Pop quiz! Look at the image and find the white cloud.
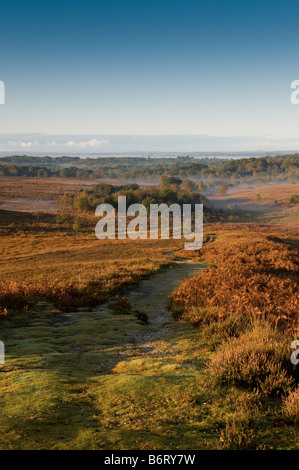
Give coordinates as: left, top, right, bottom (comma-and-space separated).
6, 140, 38, 148
42, 139, 110, 149
65, 139, 109, 148
21, 141, 33, 148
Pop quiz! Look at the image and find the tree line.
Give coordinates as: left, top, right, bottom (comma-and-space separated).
0, 154, 298, 183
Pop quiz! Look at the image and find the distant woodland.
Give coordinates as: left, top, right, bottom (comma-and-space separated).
0, 154, 298, 186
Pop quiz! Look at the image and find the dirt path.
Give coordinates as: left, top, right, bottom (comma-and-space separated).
114, 258, 206, 358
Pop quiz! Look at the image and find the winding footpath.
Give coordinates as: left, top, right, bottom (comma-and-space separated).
0, 254, 207, 449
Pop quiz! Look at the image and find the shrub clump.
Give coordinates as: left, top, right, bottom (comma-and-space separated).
282, 387, 299, 424
108, 295, 131, 314
135, 310, 149, 324
209, 322, 294, 396
0, 280, 106, 315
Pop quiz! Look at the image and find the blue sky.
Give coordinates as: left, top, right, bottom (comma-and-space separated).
1, 0, 299, 152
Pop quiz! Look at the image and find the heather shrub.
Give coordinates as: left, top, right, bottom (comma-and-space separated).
0, 281, 30, 312
282, 387, 299, 424
180, 306, 219, 327
170, 236, 299, 331
201, 310, 254, 349
210, 322, 294, 396
0, 280, 105, 315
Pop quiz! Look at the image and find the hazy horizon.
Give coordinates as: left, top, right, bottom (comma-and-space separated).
1, 134, 299, 156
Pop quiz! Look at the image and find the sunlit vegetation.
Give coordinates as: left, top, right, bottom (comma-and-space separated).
171, 232, 299, 332
169, 230, 299, 448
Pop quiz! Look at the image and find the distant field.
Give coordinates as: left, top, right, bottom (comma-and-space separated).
210, 183, 299, 204
0, 177, 106, 202
0, 177, 155, 205
0, 198, 59, 212
209, 183, 299, 231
